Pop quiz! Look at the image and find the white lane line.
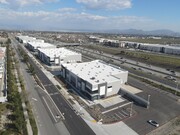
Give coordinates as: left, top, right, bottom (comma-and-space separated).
42, 97, 57, 122
32, 97, 38, 101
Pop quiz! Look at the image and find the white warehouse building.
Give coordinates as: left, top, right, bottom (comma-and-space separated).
16, 36, 44, 44
61, 60, 128, 101
164, 46, 180, 55
38, 48, 82, 66
0, 47, 7, 103
139, 43, 164, 52
27, 42, 55, 52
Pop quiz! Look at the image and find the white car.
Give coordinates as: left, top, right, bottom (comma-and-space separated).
148, 120, 159, 127
56, 115, 60, 118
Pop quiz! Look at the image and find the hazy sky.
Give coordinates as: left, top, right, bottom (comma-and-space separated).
0, 0, 180, 32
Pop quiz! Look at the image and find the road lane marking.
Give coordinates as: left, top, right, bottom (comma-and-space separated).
42, 97, 57, 122
32, 97, 38, 101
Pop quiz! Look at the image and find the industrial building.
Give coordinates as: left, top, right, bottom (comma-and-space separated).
0, 47, 7, 102
164, 46, 180, 55
138, 43, 164, 52
103, 39, 120, 47
61, 60, 128, 101
120, 41, 180, 55
16, 35, 44, 44
27, 42, 55, 52
38, 48, 82, 66
120, 41, 140, 48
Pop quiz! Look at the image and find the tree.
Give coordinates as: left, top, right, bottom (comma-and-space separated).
29, 64, 35, 75
6, 38, 11, 44
23, 54, 29, 63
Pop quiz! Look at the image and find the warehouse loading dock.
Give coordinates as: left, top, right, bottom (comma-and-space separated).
119, 85, 150, 108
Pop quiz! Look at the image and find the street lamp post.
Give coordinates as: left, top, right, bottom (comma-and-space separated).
129, 102, 133, 117
175, 81, 179, 95
147, 94, 151, 109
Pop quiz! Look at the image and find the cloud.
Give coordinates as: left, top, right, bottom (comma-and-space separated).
58, 8, 77, 12
76, 0, 132, 10
0, 8, 158, 31
0, 0, 8, 4
0, 0, 58, 8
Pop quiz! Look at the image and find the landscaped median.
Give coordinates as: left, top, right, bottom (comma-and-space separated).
16, 44, 38, 135
0, 44, 28, 135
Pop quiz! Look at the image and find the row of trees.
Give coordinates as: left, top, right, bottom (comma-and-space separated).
4, 44, 28, 135
18, 47, 35, 75
17, 45, 38, 135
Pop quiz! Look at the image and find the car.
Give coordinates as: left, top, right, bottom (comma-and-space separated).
164, 76, 176, 81
170, 70, 175, 73
148, 120, 159, 127
56, 115, 60, 118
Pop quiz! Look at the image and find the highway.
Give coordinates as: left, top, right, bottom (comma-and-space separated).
69, 46, 179, 91
11, 36, 95, 135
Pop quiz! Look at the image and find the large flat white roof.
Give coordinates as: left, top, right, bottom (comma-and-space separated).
63, 60, 128, 86
17, 36, 36, 41
38, 47, 81, 58
17, 36, 44, 43
28, 42, 55, 49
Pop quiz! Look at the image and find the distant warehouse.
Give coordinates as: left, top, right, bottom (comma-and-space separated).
164, 46, 180, 55
120, 41, 180, 55
27, 42, 55, 52
38, 48, 82, 66
16, 36, 44, 44
61, 60, 128, 100
0, 47, 7, 103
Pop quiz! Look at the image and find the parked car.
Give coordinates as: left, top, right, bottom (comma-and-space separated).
170, 70, 175, 73
164, 76, 176, 81
148, 120, 159, 127
56, 115, 60, 118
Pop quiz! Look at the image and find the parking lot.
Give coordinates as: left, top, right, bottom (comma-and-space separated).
124, 77, 180, 135
101, 107, 134, 123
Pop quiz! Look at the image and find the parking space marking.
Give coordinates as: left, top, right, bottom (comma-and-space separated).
114, 113, 122, 119
121, 110, 129, 116
118, 111, 126, 117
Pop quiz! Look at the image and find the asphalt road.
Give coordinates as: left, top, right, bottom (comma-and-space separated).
10, 37, 66, 135
16, 41, 95, 135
